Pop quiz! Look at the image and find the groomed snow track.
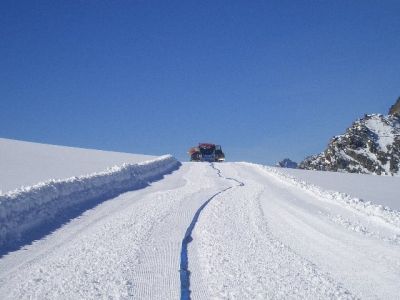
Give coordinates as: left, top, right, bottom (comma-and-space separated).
0, 162, 399, 299
180, 163, 244, 300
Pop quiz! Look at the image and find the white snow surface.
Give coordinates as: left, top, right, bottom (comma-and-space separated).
0, 138, 156, 193
280, 167, 400, 211
364, 115, 396, 150
0, 154, 180, 250
1, 162, 399, 299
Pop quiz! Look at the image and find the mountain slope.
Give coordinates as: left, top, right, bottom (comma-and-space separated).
300, 114, 400, 175
389, 97, 400, 115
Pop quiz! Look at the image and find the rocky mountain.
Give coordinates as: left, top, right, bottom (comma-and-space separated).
276, 158, 298, 169
299, 102, 400, 175
389, 97, 400, 116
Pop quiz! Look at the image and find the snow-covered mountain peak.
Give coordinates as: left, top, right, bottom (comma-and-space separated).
300, 113, 400, 175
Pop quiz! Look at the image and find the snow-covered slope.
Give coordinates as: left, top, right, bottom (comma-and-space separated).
0, 155, 180, 250
280, 167, 400, 210
0, 138, 156, 193
300, 114, 400, 175
0, 162, 399, 299
0, 138, 180, 252
0, 139, 399, 299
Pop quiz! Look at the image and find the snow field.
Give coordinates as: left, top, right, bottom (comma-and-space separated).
195, 164, 354, 299
234, 163, 400, 298
131, 163, 230, 299
280, 167, 400, 211
0, 162, 399, 299
364, 115, 396, 150
261, 164, 400, 233
0, 138, 156, 193
0, 163, 189, 299
0, 163, 227, 299
0, 155, 180, 251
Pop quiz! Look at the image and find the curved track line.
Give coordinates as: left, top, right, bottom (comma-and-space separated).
179, 163, 244, 300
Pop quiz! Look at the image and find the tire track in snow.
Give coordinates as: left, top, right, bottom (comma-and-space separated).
179, 163, 244, 300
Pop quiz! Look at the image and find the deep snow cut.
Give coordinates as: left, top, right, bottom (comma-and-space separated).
0, 154, 180, 253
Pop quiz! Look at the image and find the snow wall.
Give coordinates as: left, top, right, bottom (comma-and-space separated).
0, 155, 181, 249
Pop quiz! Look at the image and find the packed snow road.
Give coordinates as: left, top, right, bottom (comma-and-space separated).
0, 162, 399, 299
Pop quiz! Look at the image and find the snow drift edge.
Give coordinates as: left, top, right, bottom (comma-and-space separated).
0, 155, 181, 250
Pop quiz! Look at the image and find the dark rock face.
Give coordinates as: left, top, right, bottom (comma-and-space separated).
277, 158, 298, 169
389, 97, 400, 116
299, 114, 400, 175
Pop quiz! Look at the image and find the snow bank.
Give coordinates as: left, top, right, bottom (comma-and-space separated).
0, 155, 181, 249
0, 138, 157, 192
259, 165, 400, 230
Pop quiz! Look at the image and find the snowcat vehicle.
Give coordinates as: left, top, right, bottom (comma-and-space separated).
188, 146, 201, 161
188, 143, 225, 162
214, 145, 225, 162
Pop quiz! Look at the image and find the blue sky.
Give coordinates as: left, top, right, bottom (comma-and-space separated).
1, 1, 399, 164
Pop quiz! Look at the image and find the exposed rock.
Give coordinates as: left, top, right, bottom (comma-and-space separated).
389, 97, 400, 116
277, 158, 298, 169
299, 114, 400, 175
